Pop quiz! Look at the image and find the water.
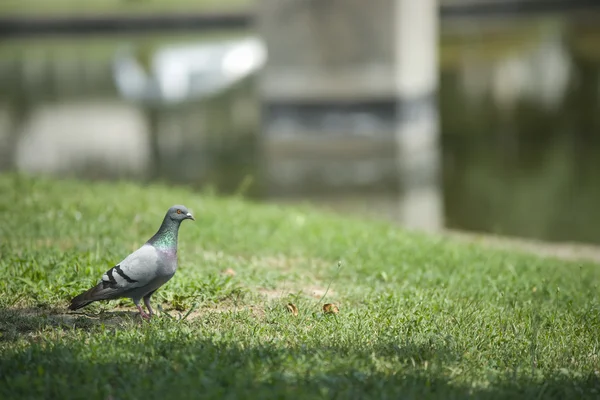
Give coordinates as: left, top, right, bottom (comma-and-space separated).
441, 15, 600, 243
0, 12, 599, 244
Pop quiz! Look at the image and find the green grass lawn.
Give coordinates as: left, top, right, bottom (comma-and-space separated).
0, 173, 599, 399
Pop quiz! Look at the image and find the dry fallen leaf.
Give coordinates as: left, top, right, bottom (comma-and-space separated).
222, 268, 236, 277
286, 303, 298, 316
323, 303, 339, 314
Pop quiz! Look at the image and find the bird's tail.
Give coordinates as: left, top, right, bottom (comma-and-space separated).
68, 286, 101, 311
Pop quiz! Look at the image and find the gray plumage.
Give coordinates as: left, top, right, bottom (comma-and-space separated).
68, 205, 195, 319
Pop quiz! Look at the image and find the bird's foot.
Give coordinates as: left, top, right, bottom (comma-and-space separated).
136, 305, 151, 320
145, 306, 154, 318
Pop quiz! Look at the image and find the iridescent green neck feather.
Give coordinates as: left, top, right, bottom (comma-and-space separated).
147, 217, 180, 251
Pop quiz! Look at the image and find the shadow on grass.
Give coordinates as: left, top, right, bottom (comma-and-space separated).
1, 307, 599, 399
0, 307, 141, 342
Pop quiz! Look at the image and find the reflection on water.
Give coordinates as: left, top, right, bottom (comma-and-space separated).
441, 16, 600, 243
0, 13, 600, 243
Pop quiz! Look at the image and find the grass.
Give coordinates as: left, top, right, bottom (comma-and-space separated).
0, 173, 599, 399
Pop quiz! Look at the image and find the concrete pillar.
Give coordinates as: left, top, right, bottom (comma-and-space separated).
257, 0, 442, 231
394, 0, 443, 231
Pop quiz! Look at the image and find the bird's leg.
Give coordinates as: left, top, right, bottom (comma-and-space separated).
143, 290, 156, 317
136, 304, 151, 320
143, 297, 154, 317
134, 299, 151, 320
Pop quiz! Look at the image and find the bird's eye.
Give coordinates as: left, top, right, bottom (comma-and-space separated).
176, 209, 182, 214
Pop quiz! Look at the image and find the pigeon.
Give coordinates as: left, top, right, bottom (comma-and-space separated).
68, 205, 195, 319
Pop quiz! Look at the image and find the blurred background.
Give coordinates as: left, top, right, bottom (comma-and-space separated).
1, 0, 599, 244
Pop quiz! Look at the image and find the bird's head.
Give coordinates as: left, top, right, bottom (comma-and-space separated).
168, 205, 195, 222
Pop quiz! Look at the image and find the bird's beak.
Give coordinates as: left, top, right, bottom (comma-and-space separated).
186, 213, 195, 221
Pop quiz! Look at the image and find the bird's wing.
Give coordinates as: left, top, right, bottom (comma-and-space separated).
69, 244, 165, 309
97, 244, 160, 294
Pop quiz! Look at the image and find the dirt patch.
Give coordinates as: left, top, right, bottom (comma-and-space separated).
176, 303, 266, 321
221, 268, 237, 277
202, 249, 338, 303
250, 254, 330, 271
257, 285, 335, 301
199, 249, 331, 272
307, 286, 335, 299
34, 238, 77, 250
257, 288, 286, 300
